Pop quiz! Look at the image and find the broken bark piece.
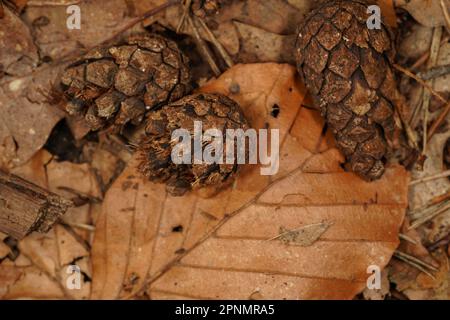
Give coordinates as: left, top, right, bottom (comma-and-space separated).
0, 170, 72, 239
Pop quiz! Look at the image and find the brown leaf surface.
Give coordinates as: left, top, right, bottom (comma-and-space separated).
0, 150, 100, 299
158, 0, 309, 63
0, 6, 65, 167
22, 0, 142, 61
91, 63, 410, 300
0, 6, 38, 77
1, 0, 157, 168
234, 22, 296, 64
397, 0, 450, 28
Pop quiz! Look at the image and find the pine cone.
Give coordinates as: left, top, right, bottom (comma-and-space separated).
60, 33, 192, 131
137, 93, 249, 196
295, 0, 397, 180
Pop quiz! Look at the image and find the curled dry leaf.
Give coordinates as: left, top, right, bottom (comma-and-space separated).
92, 63, 409, 300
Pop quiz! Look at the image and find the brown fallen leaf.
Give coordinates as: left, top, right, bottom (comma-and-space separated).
391, 245, 449, 300
396, 0, 450, 28
0, 264, 65, 299
158, 0, 308, 63
91, 63, 410, 300
0, 6, 65, 167
0, 150, 100, 299
22, 0, 143, 61
389, 217, 439, 296
0, 6, 38, 77
398, 24, 434, 60
234, 22, 296, 64
409, 123, 450, 244
0, 60, 66, 167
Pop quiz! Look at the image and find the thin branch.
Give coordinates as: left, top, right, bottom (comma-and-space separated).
417, 64, 450, 80
396, 99, 419, 149
399, 233, 418, 245
410, 169, 450, 185
176, 0, 192, 33
187, 14, 221, 76
394, 64, 447, 104
408, 198, 450, 221
394, 250, 439, 272
440, 0, 450, 33
409, 201, 450, 229
105, 0, 180, 44
393, 251, 436, 278
427, 100, 450, 142
196, 16, 234, 68
60, 218, 96, 232
422, 27, 443, 153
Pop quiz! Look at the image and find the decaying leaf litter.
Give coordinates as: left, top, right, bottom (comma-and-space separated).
0, 0, 449, 300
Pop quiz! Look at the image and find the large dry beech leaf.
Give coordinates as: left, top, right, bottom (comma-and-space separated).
91, 63, 410, 300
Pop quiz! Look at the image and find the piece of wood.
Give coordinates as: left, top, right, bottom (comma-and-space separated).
0, 170, 72, 239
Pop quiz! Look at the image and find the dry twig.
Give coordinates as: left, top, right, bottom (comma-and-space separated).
195, 16, 234, 68
60, 219, 96, 232
418, 64, 450, 80
409, 201, 450, 229
399, 233, 418, 245
176, 0, 192, 32
427, 100, 450, 142
394, 64, 447, 105
440, 0, 450, 33
187, 14, 221, 76
410, 169, 450, 186
422, 27, 443, 152
394, 250, 438, 278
